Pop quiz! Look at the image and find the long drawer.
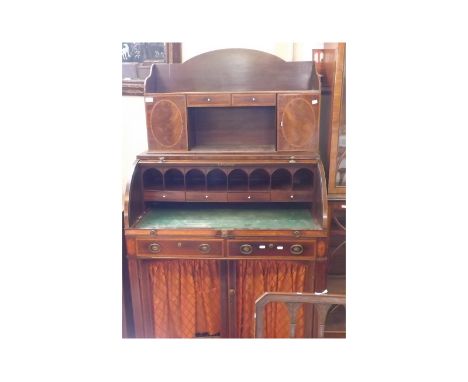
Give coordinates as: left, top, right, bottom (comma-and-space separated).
227, 239, 316, 258
136, 238, 224, 257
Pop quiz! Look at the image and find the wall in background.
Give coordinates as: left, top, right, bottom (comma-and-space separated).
122, 96, 147, 205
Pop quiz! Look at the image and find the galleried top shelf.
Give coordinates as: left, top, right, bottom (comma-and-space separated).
144, 49, 321, 93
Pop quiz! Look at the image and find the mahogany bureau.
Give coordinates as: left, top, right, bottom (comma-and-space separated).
124, 48, 330, 338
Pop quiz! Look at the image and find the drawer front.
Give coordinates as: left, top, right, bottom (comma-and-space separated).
228, 239, 316, 257
231, 93, 276, 106
143, 190, 186, 202
187, 93, 231, 107
227, 192, 271, 202
186, 192, 228, 202
136, 239, 224, 257
270, 190, 314, 202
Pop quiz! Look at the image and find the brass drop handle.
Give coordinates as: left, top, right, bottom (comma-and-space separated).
240, 244, 253, 255
199, 243, 211, 253
290, 244, 304, 255
149, 243, 161, 253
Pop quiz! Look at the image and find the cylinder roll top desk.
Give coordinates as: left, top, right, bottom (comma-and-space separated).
124, 48, 330, 338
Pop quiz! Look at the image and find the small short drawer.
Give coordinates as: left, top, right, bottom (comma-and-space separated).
270, 190, 314, 202
143, 190, 186, 202
187, 93, 231, 107
231, 93, 276, 106
186, 192, 228, 202
227, 239, 316, 257
136, 239, 224, 257
227, 192, 271, 202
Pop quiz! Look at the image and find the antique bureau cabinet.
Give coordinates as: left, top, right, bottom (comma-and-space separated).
124, 49, 329, 338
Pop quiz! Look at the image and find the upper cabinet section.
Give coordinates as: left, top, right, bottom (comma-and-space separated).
143, 49, 324, 155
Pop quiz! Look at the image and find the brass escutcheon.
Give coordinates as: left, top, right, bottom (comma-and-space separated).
149, 243, 161, 253
199, 243, 211, 253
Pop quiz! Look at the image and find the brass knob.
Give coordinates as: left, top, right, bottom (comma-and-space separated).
207, 98, 211, 102
205, 195, 209, 199
290, 195, 294, 199
240, 244, 253, 255
290, 244, 304, 255
149, 243, 161, 253
252, 97, 256, 102
199, 243, 211, 253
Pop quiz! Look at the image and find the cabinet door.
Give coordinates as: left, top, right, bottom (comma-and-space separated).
138, 259, 224, 338
328, 201, 346, 275
277, 93, 319, 152
145, 94, 188, 151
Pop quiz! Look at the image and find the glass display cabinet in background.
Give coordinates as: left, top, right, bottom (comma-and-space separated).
319, 42, 346, 337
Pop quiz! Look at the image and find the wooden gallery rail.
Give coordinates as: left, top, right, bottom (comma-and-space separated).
254, 292, 346, 338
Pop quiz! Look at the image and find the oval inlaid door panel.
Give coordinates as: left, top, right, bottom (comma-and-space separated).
146, 95, 187, 151
277, 94, 319, 152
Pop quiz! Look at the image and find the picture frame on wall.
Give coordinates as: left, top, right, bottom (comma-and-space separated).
122, 42, 181, 96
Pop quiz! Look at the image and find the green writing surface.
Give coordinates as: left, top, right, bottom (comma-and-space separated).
135, 203, 319, 230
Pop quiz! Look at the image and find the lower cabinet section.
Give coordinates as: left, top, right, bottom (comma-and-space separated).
131, 257, 319, 338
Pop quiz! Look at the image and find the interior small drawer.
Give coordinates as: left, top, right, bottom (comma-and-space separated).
143, 190, 186, 202
227, 192, 270, 202
227, 239, 316, 257
270, 190, 314, 202
231, 93, 276, 106
186, 192, 228, 202
187, 93, 231, 107
136, 238, 224, 257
